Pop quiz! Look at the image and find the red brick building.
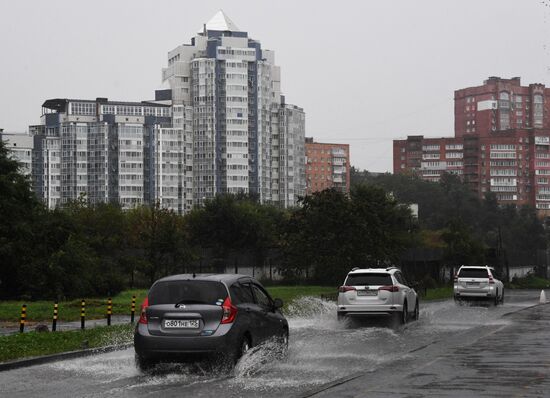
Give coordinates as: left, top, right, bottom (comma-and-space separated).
305, 138, 350, 195
394, 77, 550, 212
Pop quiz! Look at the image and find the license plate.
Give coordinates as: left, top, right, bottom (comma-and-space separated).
163, 319, 199, 329
357, 290, 377, 296
466, 282, 479, 286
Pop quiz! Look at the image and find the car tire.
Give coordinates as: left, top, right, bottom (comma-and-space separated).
399, 301, 408, 324
412, 300, 419, 321
279, 329, 289, 359
135, 353, 157, 372
234, 335, 251, 363
500, 289, 505, 304
337, 312, 345, 322
494, 291, 499, 306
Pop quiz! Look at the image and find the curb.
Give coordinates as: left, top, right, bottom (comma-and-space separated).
0, 342, 133, 372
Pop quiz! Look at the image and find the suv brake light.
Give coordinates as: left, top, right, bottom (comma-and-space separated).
488, 276, 495, 284
138, 297, 149, 324
221, 297, 238, 324
338, 286, 357, 293
378, 285, 399, 293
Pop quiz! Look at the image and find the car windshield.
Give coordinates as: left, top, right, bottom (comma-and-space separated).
345, 273, 392, 286
458, 268, 489, 278
149, 280, 228, 305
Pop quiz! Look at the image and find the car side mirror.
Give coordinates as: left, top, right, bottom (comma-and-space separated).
273, 298, 283, 310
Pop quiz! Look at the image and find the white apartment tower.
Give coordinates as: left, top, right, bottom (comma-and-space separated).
29, 11, 304, 212
161, 11, 304, 207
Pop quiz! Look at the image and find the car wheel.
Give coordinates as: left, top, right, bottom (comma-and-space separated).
135, 353, 157, 372
500, 289, 505, 304
399, 301, 408, 324
413, 300, 419, 321
279, 329, 289, 359
494, 291, 499, 306
337, 312, 345, 322
235, 335, 251, 363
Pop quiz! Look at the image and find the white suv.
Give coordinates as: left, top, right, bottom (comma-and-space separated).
454, 265, 504, 305
337, 267, 419, 324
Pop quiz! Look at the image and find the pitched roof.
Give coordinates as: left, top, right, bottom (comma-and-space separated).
199, 10, 240, 33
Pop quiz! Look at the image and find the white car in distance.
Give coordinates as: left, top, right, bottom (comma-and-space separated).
454, 265, 504, 305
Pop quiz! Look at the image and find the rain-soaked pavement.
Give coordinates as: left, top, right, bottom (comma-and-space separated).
0, 290, 547, 397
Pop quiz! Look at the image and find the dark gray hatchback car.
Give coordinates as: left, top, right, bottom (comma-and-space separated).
134, 274, 289, 370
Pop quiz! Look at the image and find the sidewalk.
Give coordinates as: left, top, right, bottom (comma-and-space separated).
0, 315, 133, 336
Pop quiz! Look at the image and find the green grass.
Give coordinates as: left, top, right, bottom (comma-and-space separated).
0, 324, 134, 363
0, 287, 335, 323
507, 275, 550, 289
0, 289, 148, 323
421, 286, 453, 301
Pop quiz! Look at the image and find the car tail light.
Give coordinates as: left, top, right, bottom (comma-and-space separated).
489, 276, 495, 284
138, 297, 149, 324
338, 286, 357, 293
378, 285, 399, 293
221, 297, 238, 324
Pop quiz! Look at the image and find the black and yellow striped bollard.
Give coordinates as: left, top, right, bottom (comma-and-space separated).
80, 299, 86, 330
130, 295, 136, 324
52, 301, 59, 332
19, 304, 27, 333
107, 298, 112, 326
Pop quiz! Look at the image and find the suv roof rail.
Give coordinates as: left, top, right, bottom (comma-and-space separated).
351, 267, 360, 271
385, 266, 399, 271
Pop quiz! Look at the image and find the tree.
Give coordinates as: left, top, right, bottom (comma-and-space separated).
282, 186, 413, 284
0, 140, 44, 298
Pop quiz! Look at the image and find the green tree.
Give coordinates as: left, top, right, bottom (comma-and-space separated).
0, 140, 44, 298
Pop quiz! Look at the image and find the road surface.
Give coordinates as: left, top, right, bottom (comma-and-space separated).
0, 290, 547, 397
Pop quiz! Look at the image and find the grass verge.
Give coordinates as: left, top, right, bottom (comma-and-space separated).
506, 275, 550, 289
0, 290, 148, 323
0, 324, 134, 363
0, 286, 334, 323
421, 286, 453, 301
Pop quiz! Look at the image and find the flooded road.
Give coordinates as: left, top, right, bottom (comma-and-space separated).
0, 290, 543, 397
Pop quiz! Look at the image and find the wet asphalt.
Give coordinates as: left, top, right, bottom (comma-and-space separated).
0, 290, 547, 397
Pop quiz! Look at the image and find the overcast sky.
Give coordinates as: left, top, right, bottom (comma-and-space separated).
1, 0, 549, 171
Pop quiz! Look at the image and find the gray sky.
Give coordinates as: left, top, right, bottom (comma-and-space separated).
1, 0, 549, 172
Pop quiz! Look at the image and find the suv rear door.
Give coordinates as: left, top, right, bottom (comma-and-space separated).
146, 280, 227, 336
344, 273, 395, 306
457, 267, 490, 292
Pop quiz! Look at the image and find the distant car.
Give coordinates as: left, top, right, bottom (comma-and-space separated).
134, 274, 289, 371
337, 267, 419, 324
454, 265, 504, 305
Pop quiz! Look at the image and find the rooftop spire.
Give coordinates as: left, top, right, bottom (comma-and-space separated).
199, 10, 240, 33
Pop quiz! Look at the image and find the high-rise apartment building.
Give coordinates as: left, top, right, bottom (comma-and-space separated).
0, 131, 33, 177
27, 11, 305, 212
31, 98, 183, 211
161, 11, 305, 207
305, 138, 350, 195
394, 77, 550, 212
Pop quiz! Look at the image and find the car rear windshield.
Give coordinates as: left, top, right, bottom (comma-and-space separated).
149, 281, 228, 305
345, 273, 392, 286
458, 268, 489, 278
